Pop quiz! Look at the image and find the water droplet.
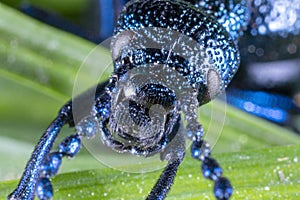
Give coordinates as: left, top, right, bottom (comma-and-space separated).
248, 45, 256, 53
293, 157, 298, 163
47, 40, 59, 50
277, 157, 289, 162
255, 48, 264, 57
287, 43, 297, 54
7, 54, 16, 64
10, 40, 18, 48
264, 186, 270, 191
239, 155, 250, 160
278, 170, 285, 181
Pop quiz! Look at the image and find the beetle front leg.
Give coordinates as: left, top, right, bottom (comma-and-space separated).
147, 158, 183, 200
147, 123, 185, 200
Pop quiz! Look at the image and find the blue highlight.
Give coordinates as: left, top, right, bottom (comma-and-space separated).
36, 134, 82, 199
98, 107, 110, 119
58, 135, 81, 157
191, 140, 211, 160
226, 89, 294, 124
99, 0, 114, 39
40, 152, 62, 178
201, 157, 223, 181
214, 177, 233, 200
35, 178, 53, 200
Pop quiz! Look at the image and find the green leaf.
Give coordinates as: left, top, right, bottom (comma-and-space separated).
1, 0, 90, 17
0, 2, 111, 98
1, 145, 299, 199
0, 2, 111, 123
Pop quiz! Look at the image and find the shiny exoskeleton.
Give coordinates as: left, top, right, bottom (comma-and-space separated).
8, 0, 249, 199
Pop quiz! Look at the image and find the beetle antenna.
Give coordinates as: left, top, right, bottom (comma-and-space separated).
7, 105, 71, 200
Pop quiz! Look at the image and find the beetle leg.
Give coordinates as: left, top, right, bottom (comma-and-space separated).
146, 158, 183, 200
147, 122, 185, 200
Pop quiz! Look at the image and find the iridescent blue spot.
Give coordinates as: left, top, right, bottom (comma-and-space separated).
58, 135, 81, 157
94, 93, 112, 119
186, 123, 204, 140
35, 177, 53, 200
214, 177, 233, 200
99, 107, 110, 119
40, 152, 62, 177
201, 157, 222, 180
191, 140, 210, 160
76, 116, 98, 139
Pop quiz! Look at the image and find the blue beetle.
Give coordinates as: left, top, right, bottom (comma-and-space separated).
7, 0, 251, 199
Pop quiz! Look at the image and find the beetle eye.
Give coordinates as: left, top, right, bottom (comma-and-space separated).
198, 69, 222, 105
111, 30, 135, 61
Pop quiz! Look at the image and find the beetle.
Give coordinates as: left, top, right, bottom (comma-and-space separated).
19, 0, 300, 132
8, 0, 250, 199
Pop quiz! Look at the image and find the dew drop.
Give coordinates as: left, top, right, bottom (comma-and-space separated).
10, 40, 18, 48
264, 186, 270, 191
277, 157, 289, 162
287, 43, 297, 54
248, 45, 256, 53
7, 54, 16, 64
278, 170, 285, 181
293, 157, 298, 163
47, 40, 59, 50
